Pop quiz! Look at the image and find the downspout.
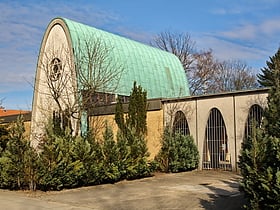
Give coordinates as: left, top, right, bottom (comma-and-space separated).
195, 98, 198, 146
233, 95, 237, 172
195, 98, 200, 169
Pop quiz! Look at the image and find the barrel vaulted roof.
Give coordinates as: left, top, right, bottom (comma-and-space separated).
58, 17, 190, 99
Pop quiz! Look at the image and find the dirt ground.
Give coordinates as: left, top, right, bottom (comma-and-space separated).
0, 170, 246, 210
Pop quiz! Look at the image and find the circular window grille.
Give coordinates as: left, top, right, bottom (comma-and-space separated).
50, 58, 62, 81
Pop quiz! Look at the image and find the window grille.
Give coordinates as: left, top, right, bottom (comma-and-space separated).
49, 58, 62, 81
203, 108, 231, 170
244, 104, 264, 140
172, 111, 190, 136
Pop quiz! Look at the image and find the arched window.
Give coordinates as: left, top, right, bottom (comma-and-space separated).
244, 104, 264, 140
172, 111, 190, 136
203, 108, 231, 170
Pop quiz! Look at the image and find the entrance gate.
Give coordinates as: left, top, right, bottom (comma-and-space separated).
203, 108, 231, 170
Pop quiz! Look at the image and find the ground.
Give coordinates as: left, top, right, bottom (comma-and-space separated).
0, 170, 246, 210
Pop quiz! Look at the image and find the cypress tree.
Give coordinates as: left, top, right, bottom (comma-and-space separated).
127, 81, 147, 136
114, 82, 151, 179
115, 97, 125, 132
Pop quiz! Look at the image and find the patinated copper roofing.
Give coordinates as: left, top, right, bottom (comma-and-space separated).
57, 17, 190, 99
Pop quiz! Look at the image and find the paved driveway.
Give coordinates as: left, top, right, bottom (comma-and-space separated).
0, 171, 245, 210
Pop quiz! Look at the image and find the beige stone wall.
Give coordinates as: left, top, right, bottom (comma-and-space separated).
31, 19, 77, 147
24, 121, 31, 139
146, 110, 164, 158
89, 109, 164, 159
1, 120, 31, 140
163, 89, 269, 171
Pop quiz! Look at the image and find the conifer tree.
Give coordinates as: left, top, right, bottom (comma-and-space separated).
115, 82, 151, 179
155, 128, 199, 172
258, 48, 280, 87
0, 124, 9, 153
0, 116, 37, 190
127, 81, 147, 136
37, 123, 83, 190
115, 97, 125, 133
100, 123, 120, 183
263, 64, 280, 138
240, 48, 280, 209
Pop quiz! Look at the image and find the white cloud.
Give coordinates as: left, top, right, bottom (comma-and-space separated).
113, 26, 154, 44
210, 0, 280, 16
0, 1, 120, 94
194, 33, 273, 72
220, 18, 280, 42
197, 17, 280, 71
196, 34, 265, 59
211, 7, 241, 15
221, 24, 257, 40
260, 19, 280, 36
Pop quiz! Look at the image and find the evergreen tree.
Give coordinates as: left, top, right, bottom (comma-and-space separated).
155, 128, 199, 173
37, 123, 83, 190
116, 128, 151, 179
240, 48, 280, 209
100, 123, 120, 183
0, 116, 38, 190
114, 82, 152, 179
258, 47, 280, 87
0, 124, 9, 153
71, 133, 102, 186
115, 97, 125, 132
258, 47, 280, 137
263, 65, 280, 138
126, 81, 147, 136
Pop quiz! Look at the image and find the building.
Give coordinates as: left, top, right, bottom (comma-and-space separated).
31, 17, 268, 171
31, 17, 189, 147
0, 107, 31, 136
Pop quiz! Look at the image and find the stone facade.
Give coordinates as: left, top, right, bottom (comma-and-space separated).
89, 88, 268, 171
163, 88, 268, 171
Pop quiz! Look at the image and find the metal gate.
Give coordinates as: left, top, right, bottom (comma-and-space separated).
203, 108, 231, 170
244, 104, 264, 139
173, 111, 190, 136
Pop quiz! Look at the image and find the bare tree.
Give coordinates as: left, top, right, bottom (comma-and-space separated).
74, 37, 123, 112
151, 31, 218, 95
35, 36, 124, 137
0, 98, 4, 109
216, 60, 259, 92
189, 49, 220, 95
151, 31, 258, 95
151, 30, 196, 72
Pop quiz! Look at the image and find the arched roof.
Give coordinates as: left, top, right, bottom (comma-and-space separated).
58, 17, 190, 99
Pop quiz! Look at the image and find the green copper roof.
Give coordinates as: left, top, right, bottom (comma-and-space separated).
60, 17, 190, 99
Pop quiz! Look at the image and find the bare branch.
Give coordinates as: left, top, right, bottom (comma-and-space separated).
151, 30, 196, 71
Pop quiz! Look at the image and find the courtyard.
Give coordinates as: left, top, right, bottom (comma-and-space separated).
0, 170, 245, 210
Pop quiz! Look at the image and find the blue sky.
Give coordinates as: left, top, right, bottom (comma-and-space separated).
0, 0, 280, 110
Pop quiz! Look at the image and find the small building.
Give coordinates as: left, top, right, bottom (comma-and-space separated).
0, 107, 31, 136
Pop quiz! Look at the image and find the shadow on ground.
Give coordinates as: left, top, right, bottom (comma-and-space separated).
200, 177, 247, 210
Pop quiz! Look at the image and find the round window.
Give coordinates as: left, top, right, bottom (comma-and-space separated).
50, 58, 62, 81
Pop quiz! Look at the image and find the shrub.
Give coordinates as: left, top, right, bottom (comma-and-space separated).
116, 128, 152, 180
0, 116, 38, 190
155, 128, 199, 173
37, 124, 83, 191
